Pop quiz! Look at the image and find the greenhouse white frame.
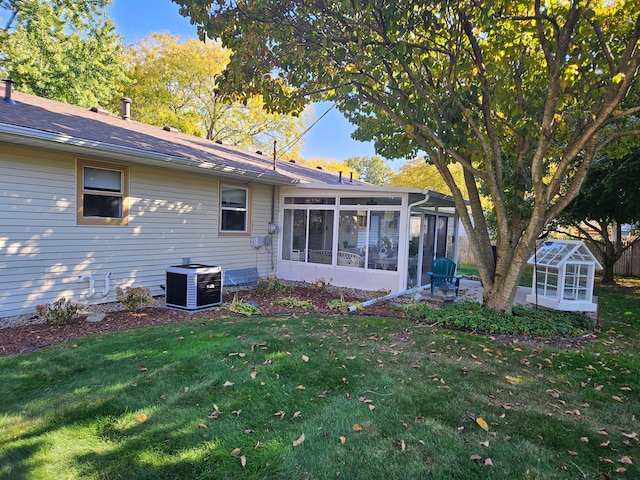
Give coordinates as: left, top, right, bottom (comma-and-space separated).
526, 239, 602, 312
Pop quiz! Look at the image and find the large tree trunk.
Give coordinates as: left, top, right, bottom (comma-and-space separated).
600, 258, 617, 285
482, 241, 532, 313
599, 223, 623, 285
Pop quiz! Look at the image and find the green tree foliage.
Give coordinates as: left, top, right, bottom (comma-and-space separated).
345, 155, 393, 186
174, 0, 640, 313
0, 0, 127, 107
120, 33, 305, 156
391, 158, 468, 198
553, 150, 640, 285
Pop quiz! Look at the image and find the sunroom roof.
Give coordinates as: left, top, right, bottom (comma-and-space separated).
527, 239, 602, 269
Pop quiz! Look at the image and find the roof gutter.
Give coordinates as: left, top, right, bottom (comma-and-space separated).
0, 122, 300, 186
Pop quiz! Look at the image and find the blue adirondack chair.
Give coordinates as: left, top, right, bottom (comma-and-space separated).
428, 257, 462, 296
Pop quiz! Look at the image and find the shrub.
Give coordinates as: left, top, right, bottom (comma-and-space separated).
327, 296, 356, 313
115, 286, 153, 312
402, 301, 596, 338
36, 297, 81, 325
312, 278, 328, 291
271, 296, 315, 309
219, 294, 260, 316
255, 277, 293, 293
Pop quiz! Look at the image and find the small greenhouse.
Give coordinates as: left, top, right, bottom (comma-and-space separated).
526, 239, 602, 312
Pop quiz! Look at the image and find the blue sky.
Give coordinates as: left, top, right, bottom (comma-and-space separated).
107, 0, 377, 161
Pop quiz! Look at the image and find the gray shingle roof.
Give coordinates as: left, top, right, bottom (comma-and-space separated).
0, 82, 366, 186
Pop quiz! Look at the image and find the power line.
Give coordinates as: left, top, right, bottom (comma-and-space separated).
276, 101, 337, 159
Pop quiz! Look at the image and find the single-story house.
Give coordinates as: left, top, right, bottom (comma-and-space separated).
0, 80, 459, 319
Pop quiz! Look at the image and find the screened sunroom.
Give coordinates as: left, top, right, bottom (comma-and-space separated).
525, 239, 602, 312
277, 185, 460, 293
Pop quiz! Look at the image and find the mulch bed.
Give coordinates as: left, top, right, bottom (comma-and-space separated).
0, 286, 401, 357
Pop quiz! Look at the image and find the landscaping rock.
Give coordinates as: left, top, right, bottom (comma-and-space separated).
86, 312, 106, 323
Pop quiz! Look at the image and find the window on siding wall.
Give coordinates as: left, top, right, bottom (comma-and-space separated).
220, 185, 249, 233
77, 160, 129, 226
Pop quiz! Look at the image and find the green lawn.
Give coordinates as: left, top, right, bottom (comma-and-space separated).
1, 281, 638, 479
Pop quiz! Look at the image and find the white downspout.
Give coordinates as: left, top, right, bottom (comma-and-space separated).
79, 274, 95, 299
99, 272, 113, 297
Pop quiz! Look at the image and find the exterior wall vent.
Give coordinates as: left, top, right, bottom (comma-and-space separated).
120, 97, 132, 121
3, 79, 15, 105
90, 106, 110, 115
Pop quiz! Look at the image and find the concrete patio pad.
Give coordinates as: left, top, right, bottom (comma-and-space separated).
430, 278, 532, 306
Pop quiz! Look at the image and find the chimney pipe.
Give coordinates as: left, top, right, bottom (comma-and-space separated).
3, 79, 16, 105
120, 97, 131, 121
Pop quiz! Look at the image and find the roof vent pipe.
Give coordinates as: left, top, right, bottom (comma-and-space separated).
3, 79, 15, 105
338, 171, 343, 183
349, 172, 353, 183
120, 97, 131, 121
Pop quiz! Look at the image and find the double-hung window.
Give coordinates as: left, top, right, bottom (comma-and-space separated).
220, 184, 249, 233
77, 160, 129, 226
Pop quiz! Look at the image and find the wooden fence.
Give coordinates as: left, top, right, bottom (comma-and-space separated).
456, 236, 640, 278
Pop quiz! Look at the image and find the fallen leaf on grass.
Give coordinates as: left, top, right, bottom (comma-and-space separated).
136, 413, 148, 423
400, 439, 406, 451
250, 371, 257, 379
476, 417, 489, 432
292, 411, 301, 420
139, 365, 148, 371
600, 457, 614, 464
353, 424, 363, 432
198, 423, 207, 429
230, 448, 241, 457
254, 441, 266, 449
292, 433, 305, 447
470, 454, 483, 461
618, 456, 633, 465
368, 404, 375, 411
302, 355, 309, 363
568, 451, 578, 456
622, 432, 637, 439
241, 455, 247, 467
339, 436, 346, 444
612, 396, 624, 403
296, 385, 306, 390
580, 437, 589, 443
208, 404, 222, 420
274, 410, 286, 420
223, 381, 234, 387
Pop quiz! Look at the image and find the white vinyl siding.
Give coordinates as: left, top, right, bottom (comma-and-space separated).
0, 144, 278, 318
